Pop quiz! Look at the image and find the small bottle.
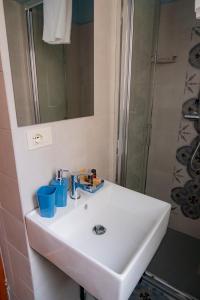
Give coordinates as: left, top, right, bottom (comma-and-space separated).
91, 169, 97, 178
50, 169, 69, 207
88, 174, 94, 186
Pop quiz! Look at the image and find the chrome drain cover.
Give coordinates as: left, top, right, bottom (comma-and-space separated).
93, 225, 106, 235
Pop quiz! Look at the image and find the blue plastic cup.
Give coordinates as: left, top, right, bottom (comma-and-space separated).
37, 186, 57, 218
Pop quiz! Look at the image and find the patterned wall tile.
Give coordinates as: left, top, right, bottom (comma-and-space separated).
171, 24, 200, 222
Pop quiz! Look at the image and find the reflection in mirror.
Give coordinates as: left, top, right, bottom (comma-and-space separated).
4, 0, 94, 126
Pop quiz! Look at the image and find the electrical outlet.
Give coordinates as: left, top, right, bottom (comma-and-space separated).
26, 127, 52, 150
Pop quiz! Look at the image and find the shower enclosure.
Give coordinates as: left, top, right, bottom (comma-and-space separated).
118, 0, 160, 193
118, 0, 200, 299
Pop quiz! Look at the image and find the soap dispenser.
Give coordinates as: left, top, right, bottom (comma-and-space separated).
51, 169, 68, 207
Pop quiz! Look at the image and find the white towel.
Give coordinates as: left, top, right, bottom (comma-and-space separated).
195, 0, 200, 19
43, 0, 72, 44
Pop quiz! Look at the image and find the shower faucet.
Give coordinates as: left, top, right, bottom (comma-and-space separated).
184, 113, 200, 120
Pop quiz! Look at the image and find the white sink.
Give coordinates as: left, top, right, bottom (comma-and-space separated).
26, 181, 170, 300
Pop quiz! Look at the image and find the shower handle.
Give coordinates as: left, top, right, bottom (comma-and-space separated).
183, 114, 200, 120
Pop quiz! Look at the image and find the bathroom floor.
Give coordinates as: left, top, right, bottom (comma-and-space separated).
147, 228, 200, 299
87, 228, 200, 300
129, 274, 192, 300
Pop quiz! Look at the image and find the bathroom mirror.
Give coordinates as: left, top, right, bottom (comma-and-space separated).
4, 0, 94, 126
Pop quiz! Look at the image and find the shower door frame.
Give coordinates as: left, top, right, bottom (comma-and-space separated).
26, 8, 41, 124
24, 0, 43, 124
116, 0, 134, 186
116, 0, 160, 189
25, 1, 43, 124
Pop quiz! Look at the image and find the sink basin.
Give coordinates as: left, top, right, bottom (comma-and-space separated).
26, 181, 170, 300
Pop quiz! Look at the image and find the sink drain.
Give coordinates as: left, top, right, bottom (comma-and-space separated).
93, 225, 106, 235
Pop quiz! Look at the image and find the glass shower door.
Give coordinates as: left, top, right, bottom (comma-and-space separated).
125, 0, 160, 193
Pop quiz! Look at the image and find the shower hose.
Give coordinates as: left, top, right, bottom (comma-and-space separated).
190, 140, 200, 171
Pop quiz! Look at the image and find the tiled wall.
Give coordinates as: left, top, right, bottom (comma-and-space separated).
0, 0, 120, 299
146, 0, 200, 239
0, 56, 34, 299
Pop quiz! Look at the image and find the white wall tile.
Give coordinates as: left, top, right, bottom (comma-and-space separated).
0, 71, 10, 129
0, 214, 15, 290
11, 277, 34, 300
0, 239, 14, 289
8, 290, 19, 300
7, 241, 33, 289
0, 204, 6, 245
0, 173, 23, 221
1, 208, 28, 257
0, 55, 2, 72
0, 129, 16, 178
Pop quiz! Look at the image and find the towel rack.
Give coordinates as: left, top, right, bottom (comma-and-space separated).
152, 55, 177, 64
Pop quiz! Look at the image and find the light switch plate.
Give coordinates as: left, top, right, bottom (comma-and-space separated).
26, 127, 52, 150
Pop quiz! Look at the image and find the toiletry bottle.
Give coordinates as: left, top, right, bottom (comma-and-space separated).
50, 169, 68, 207
91, 169, 96, 178
91, 168, 101, 186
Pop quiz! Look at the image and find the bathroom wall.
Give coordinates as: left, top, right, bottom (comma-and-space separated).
0, 1, 120, 300
0, 55, 34, 299
146, 0, 200, 239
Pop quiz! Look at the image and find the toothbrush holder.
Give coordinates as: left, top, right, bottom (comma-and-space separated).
37, 185, 57, 218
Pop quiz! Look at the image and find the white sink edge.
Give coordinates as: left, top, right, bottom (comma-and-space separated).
26, 186, 171, 280
27, 217, 126, 281
121, 205, 170, 277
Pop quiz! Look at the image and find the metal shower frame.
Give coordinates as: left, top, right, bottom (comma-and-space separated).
116, 0, 134, 186
25, 1, 43, 124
